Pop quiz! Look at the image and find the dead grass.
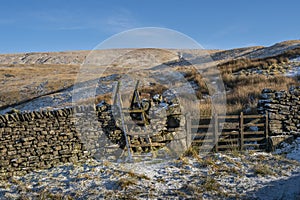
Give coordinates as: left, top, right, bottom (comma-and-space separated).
127, 170, 150, 180
39, 190, 74, 200
276, 46, 300, 59
253, 164, 275, 176
214, 49, 300, 113
94, 65, 298, 115
218, 56, 289, 74
0, 63, 79, 108
117, 178, 137, 189
176, 66, 210, 98
95, 93, 113, 104
224, 74, 297, 114
139, 83, 168, 97
2, 47, 300, 116
202, 177, 221, 192
181, 183, 203, 197
171, 54, 299, 115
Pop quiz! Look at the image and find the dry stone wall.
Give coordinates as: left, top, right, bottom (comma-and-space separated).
0, 101, 185, 179
0, 105, 103, 179
257, 86, 300, 136
96, 101, 184, 154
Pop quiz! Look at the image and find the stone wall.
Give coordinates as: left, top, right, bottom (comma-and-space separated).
257, 86, 300, 136
96, 101, 184, 154
0, 101, 185, 179
0, 105, 101, 179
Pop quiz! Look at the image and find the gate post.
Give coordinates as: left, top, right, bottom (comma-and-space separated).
265, 111, 270, 151
240, 112, 244, 151
214, 113, 219, 152
186, 113, 192, 150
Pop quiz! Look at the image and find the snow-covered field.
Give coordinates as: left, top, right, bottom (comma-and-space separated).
0, 137, 299, 199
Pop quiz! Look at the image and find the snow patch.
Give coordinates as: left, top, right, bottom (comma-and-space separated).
285, 66, 300, 77
290, 56, 300, 62
274, 137, 300, 162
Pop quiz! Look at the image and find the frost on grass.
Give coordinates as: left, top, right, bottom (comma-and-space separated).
0, 145, 299, 200
274, 137, 300, 162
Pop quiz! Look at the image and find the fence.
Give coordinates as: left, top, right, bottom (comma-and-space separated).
187, 112, 269, 152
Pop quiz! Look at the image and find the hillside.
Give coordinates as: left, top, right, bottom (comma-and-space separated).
0, 40, 300, 199
0, 40, 300, 115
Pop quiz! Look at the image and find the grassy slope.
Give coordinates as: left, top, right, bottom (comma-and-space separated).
0, 40, 300, 113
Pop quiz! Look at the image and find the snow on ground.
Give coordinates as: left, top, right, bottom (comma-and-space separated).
286, 59, 300, 76
290, 56, 300, 62
285, 66, 300, 77
0, 75, 117, 114
0, 144, 299, 199
274, 137, 300, 162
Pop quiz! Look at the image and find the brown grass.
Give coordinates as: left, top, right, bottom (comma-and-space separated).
93, 68, 298, 115
218, 56, 290, 74
253, 164, 275, 176
117, 178, 137, 189
2, 47, 300, 116
171, 52, 299, 115
0, 63, 79, 108
224, 74, 297, 114
175, 66, 210, 98
127, 170, 150, 180
95, 93, 113, 104
178, 73, 297, 115
139, 83, 168, 97
277, 47, 300, 59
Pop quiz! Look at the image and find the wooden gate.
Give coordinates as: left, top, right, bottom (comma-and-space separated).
187, 112, 269, 152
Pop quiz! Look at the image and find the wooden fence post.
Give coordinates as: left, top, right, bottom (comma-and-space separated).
265, 111, 269, 138
265, 111, 269, 151
186, 113, 192, 150
240, 112, 244, 151
214, 113, 219, 152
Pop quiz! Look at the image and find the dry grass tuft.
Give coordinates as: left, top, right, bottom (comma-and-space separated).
202, 177, 221, 192
117, 178, 137, 189
253, 164, 275, 176
127, 170, 150, 180
39, 189, 74, 200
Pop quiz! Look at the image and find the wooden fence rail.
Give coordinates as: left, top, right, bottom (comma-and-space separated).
187, 112, 269, 152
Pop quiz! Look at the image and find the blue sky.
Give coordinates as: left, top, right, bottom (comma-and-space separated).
0, 0, 299, 53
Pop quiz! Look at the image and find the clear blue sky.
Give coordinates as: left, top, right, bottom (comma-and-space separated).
0, 0, 299, 53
